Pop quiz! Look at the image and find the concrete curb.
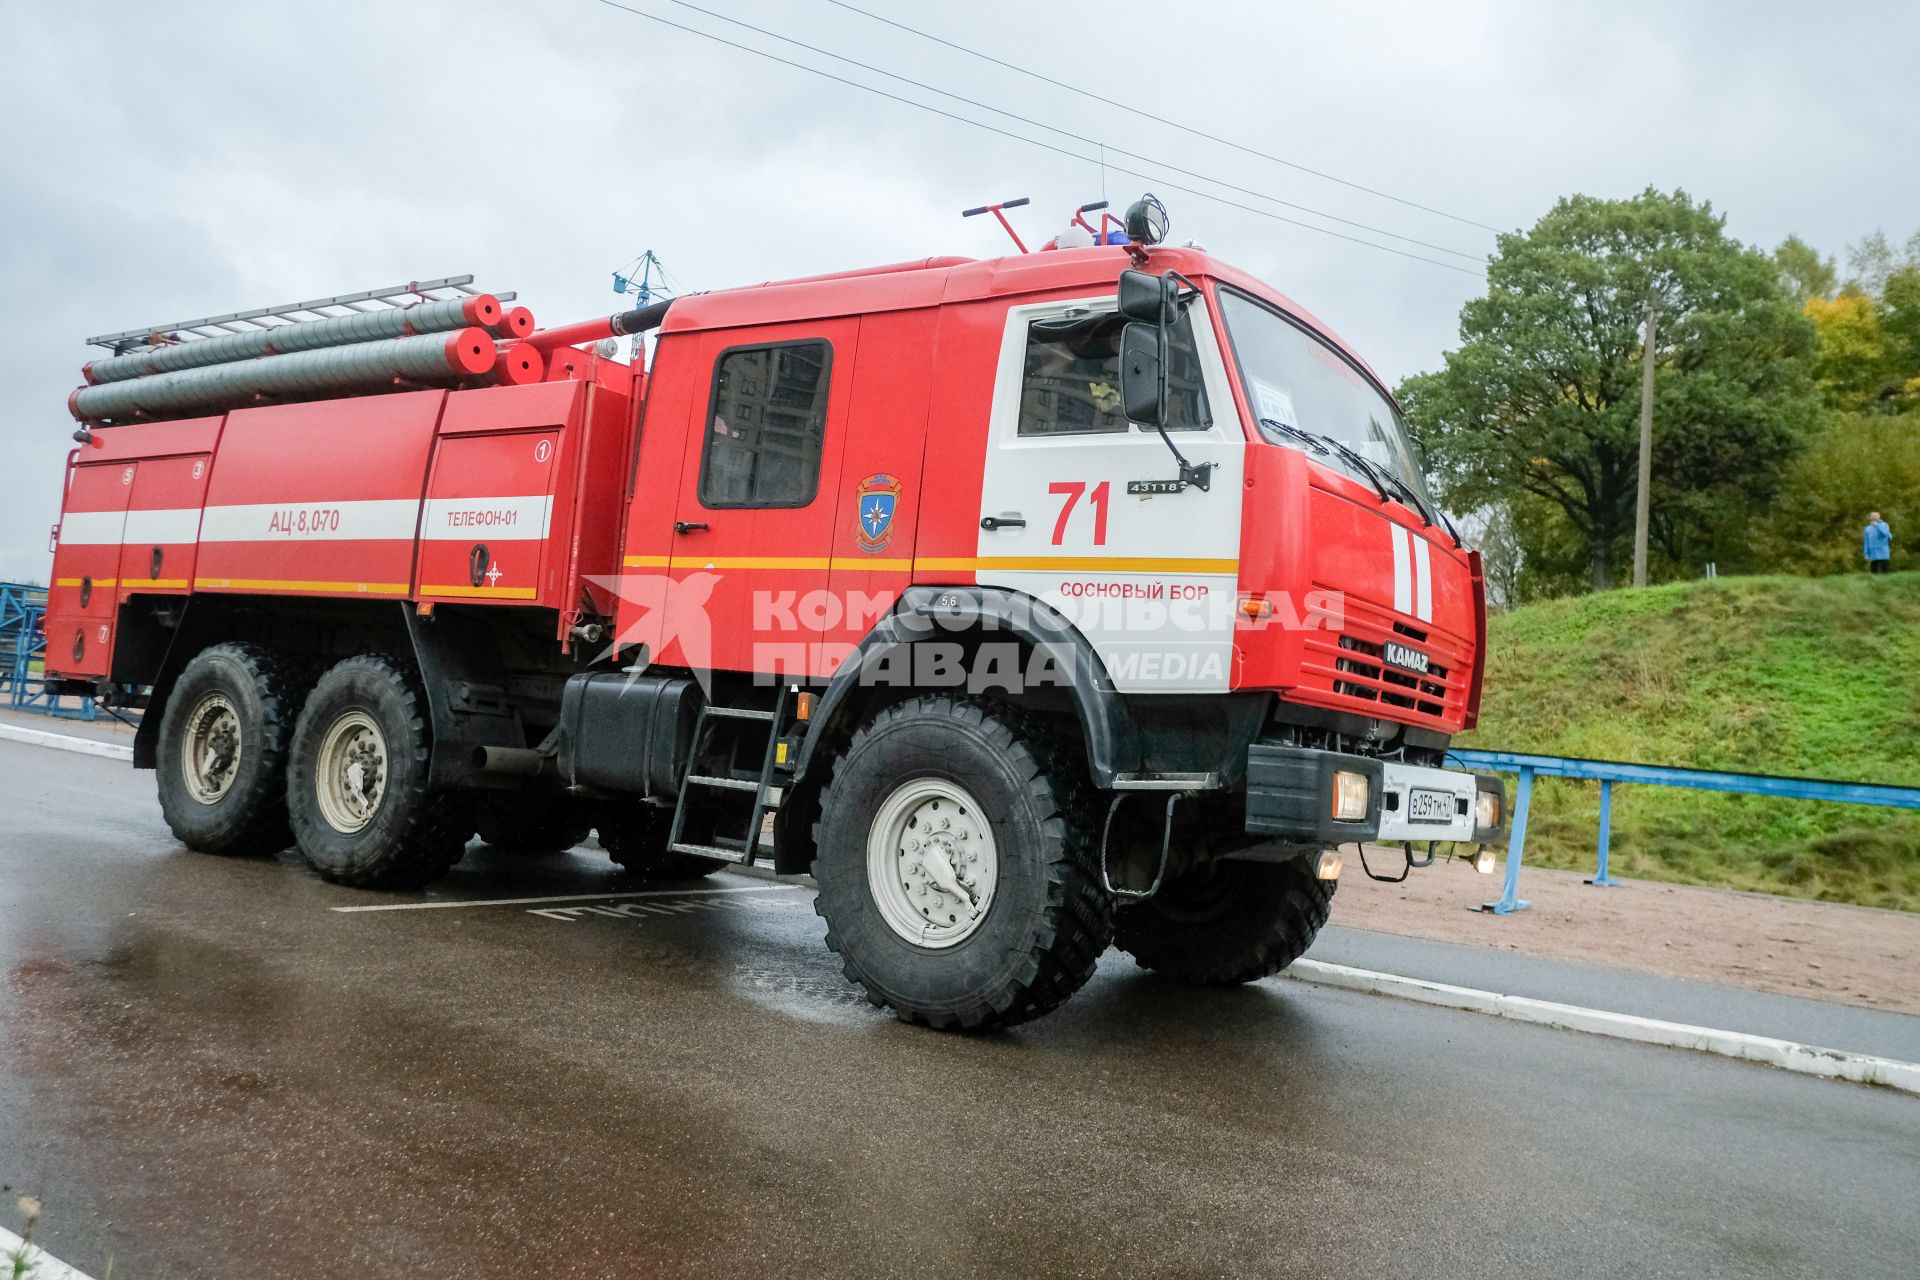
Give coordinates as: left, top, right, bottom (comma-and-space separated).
0, 722, 133, 762
1287, 958, 1920, 1096
0, 1226, 96, 1280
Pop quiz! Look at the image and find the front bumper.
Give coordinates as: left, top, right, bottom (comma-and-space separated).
1245, 744, 1505, 845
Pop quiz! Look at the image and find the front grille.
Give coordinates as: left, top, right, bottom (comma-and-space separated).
1333, 635, 1448, 718
1297, 593, 1469, 729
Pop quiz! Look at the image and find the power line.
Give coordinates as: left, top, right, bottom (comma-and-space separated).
584, 0, 1484, 277
825, 0, 1506, 236
661, 0, 1481, 264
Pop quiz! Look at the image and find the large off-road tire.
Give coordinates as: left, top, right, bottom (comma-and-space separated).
475, 792, 593, 856
811, 697, 1113, 1031
1114, 857, 1334, 985
595, 804, 727, 880
287, 654, 470, 889
154, 642, 302, 856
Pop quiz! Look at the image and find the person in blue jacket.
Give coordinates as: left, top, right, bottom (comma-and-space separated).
1863, 511, 1892, 574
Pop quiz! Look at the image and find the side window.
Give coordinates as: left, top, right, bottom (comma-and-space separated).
699, 340, 832, 507
1016, 308, 1210, 436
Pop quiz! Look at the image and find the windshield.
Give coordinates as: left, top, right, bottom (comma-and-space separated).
1217, 286, 1431, 502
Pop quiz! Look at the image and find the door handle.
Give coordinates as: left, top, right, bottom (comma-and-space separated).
980, 515, 1026, 531
673, 521, 710, 534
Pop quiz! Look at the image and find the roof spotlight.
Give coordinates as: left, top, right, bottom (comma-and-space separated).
1124, 193, 1169, 246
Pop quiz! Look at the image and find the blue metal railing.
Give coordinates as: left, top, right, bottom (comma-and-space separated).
0, 581, 96, 721
1444, 748, 1920, 915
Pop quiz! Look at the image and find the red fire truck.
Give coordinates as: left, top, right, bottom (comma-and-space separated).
45, 198, 1503, 1030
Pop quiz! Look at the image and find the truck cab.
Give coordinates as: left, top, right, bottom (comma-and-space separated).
46, 218, 1503, 1032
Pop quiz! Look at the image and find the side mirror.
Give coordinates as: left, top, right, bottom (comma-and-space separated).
1120, 322, 1164, 426
1118, 269, 1177, 324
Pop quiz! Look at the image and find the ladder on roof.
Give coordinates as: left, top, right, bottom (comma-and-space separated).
85, 275, 520, 355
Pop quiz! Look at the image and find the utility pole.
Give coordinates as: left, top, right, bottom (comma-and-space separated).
1632, 302, 1657, 588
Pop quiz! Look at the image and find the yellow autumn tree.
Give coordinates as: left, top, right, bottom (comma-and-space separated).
1802, 294, 1886, 413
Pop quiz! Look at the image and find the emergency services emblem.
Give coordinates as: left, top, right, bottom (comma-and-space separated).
853, 472, 902, 553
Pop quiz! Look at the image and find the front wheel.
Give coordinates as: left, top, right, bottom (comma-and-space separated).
811, 697, 1112, 1031
287, 654, 470, 889
1113, 857, 1334, 985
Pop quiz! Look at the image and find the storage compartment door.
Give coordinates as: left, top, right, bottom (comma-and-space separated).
416, 430, 559, 603
47, 460, 135, 677
117, 454, 209, 594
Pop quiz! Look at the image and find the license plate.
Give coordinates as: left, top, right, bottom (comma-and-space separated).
1408, 788, 1455, 823
1383, 640, 1429, 673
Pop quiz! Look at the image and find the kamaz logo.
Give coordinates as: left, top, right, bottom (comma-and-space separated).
1382, 640, 1429, 674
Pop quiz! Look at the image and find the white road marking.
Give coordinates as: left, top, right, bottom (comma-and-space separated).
0, 1226, 97, 1280
0, 722, 133, 761
329, 884, 802, 913
1286, 958, 1920, 1096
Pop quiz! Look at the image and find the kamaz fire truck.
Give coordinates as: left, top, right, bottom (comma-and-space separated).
45, 197, 1504, 1030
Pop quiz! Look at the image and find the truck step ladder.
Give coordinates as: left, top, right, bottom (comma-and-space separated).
667, 687, 796, 865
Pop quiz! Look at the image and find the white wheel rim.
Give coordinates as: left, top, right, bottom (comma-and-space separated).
313, 709, 387, 835
866, 777, 998, 948
180, 691, 242, 805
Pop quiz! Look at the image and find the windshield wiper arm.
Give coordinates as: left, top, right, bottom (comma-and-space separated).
1263, 418, 1460, 544
1303, 431, 1394, 505
1258, 417, 1332, 456
1305, 430, 1457, 541
1376, 473, 1462, 546
1380, 470, 1436, 529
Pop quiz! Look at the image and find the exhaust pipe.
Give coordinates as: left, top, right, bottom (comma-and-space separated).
472, 745, 551, 777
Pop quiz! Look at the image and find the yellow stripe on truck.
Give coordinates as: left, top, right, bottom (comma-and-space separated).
617, 555, 1238, 575
419, 584, 541, 600
194, 578, 410, 595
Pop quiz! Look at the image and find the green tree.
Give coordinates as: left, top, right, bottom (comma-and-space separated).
1843, 228, 1920, 297
1879, 266, 1920, 410
1773, 233, 1836, 304
1400, 188, 1821, 590
1802, 226, 1920, 414
1752, 410, 1920, 573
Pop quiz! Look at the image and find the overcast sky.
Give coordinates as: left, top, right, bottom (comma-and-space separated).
3, 0, 1915, 582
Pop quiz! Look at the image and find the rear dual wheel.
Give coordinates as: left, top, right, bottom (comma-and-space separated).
155, 642, 303, 856
287, 654, 470, 889
475, 792, 593, 857
595, 804, 726, 880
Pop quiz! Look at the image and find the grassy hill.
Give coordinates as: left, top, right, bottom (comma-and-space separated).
1458, 572, 1920, 910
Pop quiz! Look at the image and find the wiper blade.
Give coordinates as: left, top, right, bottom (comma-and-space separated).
1380, 471, 1436, 529
1378, 474, 1461, 546
1258, 417, 1331, 456
1303, 431, 1394, 506
1263, 418, 1459, 544
1305, 430, 1453, 539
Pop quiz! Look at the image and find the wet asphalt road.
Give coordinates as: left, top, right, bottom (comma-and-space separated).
3, 737, 1918, 1280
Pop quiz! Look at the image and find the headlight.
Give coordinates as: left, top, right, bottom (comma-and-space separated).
1333, 770, 1370, 822
1475, 790, 1501, 830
